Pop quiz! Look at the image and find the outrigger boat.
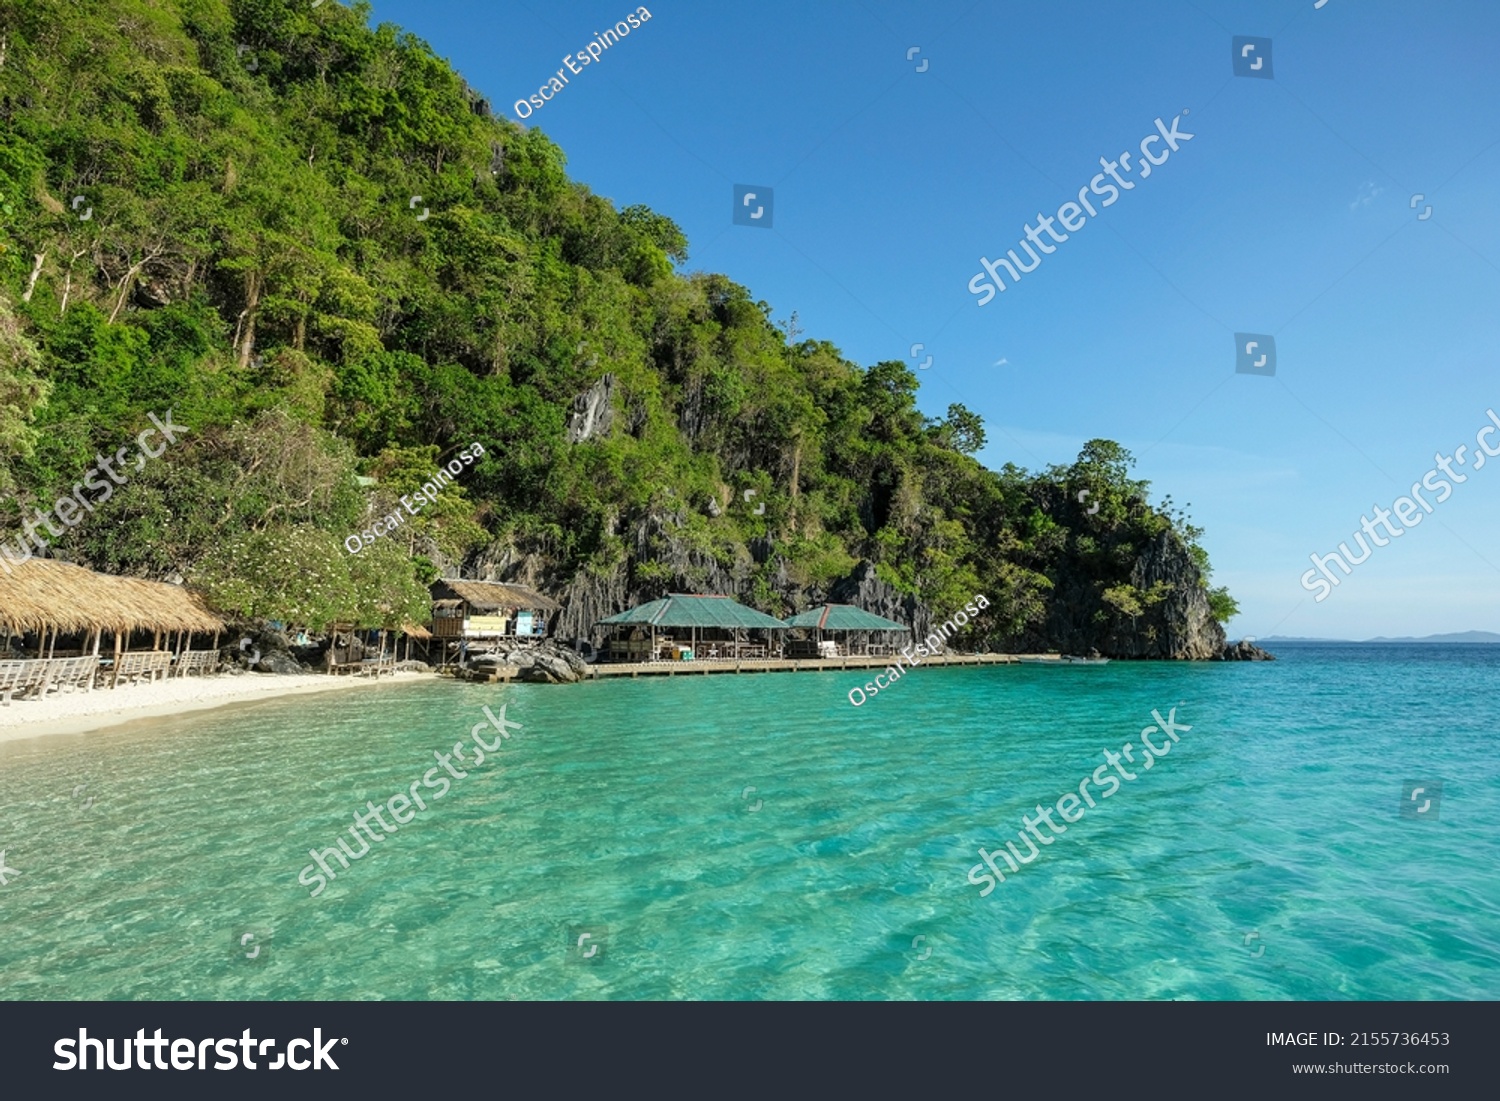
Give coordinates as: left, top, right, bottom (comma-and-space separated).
1014, 653, 1111, 665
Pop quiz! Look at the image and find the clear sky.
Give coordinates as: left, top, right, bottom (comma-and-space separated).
365, 0, 1499, 640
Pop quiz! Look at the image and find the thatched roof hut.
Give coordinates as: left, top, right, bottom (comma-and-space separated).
0, 559, 225, 637
428, 580, 559, 642
430, 580, 560, 614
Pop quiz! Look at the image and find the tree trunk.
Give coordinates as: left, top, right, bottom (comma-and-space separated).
55, 250, 87, 315
108, 261, 148, 323
239, 271, 262, 369
22, 252, 45, 302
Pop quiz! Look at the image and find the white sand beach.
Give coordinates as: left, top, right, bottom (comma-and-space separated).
0, 671, 434, 743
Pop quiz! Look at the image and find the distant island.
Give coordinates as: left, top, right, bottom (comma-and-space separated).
1260, 632, 1500, 644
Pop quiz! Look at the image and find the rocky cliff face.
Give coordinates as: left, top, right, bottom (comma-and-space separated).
1027, 529, 1227, 659
482, 508, 747, 644
828, 561, 934, 642
565, 374, 616, 444
1115, 530, 1226, 659
1216, 639, 1276, 661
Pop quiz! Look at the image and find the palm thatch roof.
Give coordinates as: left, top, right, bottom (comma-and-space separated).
0, 559, 225, 636
430, 579, 560, 613
782, 603, 909, 632
598, 593, 788, 630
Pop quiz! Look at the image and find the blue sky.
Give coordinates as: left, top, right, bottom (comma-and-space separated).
367, 0, 1499, 640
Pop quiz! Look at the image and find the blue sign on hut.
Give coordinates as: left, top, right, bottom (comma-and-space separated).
781, 603, 909, 659
597, 593, 788, 662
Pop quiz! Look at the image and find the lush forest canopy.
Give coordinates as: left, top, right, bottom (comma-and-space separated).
0, 0, 1236, 641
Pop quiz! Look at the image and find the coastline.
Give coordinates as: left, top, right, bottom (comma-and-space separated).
0, 671, 435, 743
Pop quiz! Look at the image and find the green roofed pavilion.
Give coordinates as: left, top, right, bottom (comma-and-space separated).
782, 604, 909, 632
781, 603, 909, 660
600, 593, 788, 630
597, 594, 787, 662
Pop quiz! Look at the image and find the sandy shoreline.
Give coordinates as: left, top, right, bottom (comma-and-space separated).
0, 671, 436, 743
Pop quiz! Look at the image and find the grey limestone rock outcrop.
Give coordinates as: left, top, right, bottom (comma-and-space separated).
228, 626, 310, 674
565, 374, 616, 444
252, 649, 305, 675
1118, 530, 1226, 660
469, 640, 588, 683
1216, 639, 1276, 661
828, 561, 932, 641
1035, 529, 1227, 660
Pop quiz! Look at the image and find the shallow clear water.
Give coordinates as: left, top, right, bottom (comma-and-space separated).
1, 644, 1496, 1000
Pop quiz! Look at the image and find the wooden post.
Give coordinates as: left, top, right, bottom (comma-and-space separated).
181, 630, 193, 678
87, 628, 101, 692
111, 630, 123, 689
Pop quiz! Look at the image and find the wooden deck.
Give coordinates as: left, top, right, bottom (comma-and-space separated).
581, 651, 1021, 680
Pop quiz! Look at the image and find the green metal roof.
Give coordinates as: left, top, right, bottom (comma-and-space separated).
782, 603, 909, 632
597, 593, 789, 629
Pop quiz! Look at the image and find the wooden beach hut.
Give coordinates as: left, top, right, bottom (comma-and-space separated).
597, 593, 789, 662
0, 559, 225, 701
428, 580, 560, 643
323, 617, 434, 675
399, 620, 431, 664
781, 603, 909, 659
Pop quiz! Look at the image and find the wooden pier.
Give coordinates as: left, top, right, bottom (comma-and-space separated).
583, 651, 1020, 680
457, 651, 1082, 685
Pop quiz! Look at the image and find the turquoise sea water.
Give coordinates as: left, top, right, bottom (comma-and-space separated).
1, 644, 1496, 1000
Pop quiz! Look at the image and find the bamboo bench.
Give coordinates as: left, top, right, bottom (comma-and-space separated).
328, 655, 395, 677
49, 656, 100, 694
173, 651, 220, 677
0, 659, 29, 704
108, 650, 173, 687
1, 656, 99, 703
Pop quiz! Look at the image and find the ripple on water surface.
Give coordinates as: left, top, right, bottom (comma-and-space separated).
0, 646, 1496, 1000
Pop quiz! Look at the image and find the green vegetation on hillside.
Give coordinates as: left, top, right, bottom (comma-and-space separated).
0, 0, 1233, 644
